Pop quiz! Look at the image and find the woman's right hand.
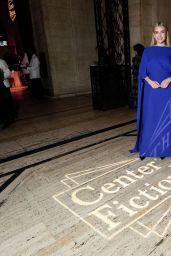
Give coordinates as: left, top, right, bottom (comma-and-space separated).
145, 77, 160, 89
149, 80, 160, 88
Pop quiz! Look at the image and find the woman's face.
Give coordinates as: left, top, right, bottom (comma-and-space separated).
153, 26, 167, 45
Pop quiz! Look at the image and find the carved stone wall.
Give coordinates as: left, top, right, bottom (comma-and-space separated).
29, 0, 97, 97
29, 0, 171, 97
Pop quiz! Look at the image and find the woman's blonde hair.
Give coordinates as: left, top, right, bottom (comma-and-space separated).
150, 21, 170, 46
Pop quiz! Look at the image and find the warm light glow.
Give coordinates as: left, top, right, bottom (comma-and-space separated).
10, 71, 25, 92
8, 0, 16, 22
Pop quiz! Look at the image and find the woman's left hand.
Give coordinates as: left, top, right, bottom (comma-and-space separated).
160, 77, 171, 88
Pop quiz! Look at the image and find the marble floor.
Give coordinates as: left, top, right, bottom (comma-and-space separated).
0, 89, 171, 256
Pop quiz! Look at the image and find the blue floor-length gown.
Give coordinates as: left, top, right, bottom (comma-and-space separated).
131, 46, 171, 157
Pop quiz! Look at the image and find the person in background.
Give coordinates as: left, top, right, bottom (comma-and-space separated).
20, 52, 30, 85
131, 44, 144, 97
27, 49, 44, 98
0, 58, 17, 129
130, 21, 171, 159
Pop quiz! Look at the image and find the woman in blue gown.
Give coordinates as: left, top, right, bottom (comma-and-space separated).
131, 22, 171, 158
